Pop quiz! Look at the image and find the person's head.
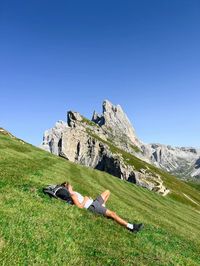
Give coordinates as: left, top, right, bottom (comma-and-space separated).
61, 181, 73, 192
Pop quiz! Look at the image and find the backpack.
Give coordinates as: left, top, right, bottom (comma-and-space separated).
43, 184, 74, 205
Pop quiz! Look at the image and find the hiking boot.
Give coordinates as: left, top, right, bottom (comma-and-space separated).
129, 223, 144, 233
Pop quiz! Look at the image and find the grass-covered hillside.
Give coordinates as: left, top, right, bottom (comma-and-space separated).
0, 129, 200, 265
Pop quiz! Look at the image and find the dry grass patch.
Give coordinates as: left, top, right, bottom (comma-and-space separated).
0, 237, 5, 250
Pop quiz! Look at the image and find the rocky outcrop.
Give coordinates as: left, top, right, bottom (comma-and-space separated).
142, 144, 200, 179
91, 100, 199, 180
92, 100, 140, 146
41, 99, 200, 194
192, 158, 200, 177
41, 100, 169, 196
41, 99, 200, 196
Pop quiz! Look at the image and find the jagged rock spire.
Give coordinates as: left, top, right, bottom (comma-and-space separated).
41, 100, 170, 195
92, 99, 139, 145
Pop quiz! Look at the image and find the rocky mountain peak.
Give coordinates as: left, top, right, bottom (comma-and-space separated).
92, 99, 139, 146
41, 99, 199, 196
41, 100, 170, 195
67, 111, 83, 127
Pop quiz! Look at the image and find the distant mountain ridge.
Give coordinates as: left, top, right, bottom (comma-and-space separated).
41, 100, 199, 195
142, 143, 200, 179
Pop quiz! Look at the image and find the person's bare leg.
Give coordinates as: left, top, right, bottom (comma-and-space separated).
101, 190, 110, 205
105, 209, 128, 227
105, 209, 144, 232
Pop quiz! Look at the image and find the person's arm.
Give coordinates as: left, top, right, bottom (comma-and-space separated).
71, 194, 89, 209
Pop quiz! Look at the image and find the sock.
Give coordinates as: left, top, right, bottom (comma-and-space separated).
127, 223, 133, 230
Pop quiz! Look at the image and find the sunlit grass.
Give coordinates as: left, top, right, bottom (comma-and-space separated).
0, 133, 200, 265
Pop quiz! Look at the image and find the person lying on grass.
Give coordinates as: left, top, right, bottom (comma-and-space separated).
61, 181, 144, 233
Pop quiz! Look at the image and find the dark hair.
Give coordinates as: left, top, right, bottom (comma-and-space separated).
60, 181, 69, 187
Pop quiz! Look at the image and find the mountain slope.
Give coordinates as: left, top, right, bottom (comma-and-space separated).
90, 100, 200, 179
1, 130, 200, 265
41, 100, 200, 200
41, 105, 170, 195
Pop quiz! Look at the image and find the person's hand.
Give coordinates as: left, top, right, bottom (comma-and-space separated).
68, 185, 73, 195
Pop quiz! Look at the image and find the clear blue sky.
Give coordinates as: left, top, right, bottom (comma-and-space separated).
1, 0, 200, 147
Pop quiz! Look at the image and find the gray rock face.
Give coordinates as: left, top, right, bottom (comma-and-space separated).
92, 100, 139, 145
41, 99, 199, 194
192, 158, 200, 177
41, 100, 169, 196
42, 121, 68, 155
91, 100, 143, 156
142, 144, 200, 179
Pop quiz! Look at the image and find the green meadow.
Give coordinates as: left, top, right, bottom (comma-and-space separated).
0, 131, 200, 265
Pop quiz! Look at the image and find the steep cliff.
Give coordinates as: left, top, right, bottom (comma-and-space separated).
41, 100, 169, 195
41, 100, 200, 194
